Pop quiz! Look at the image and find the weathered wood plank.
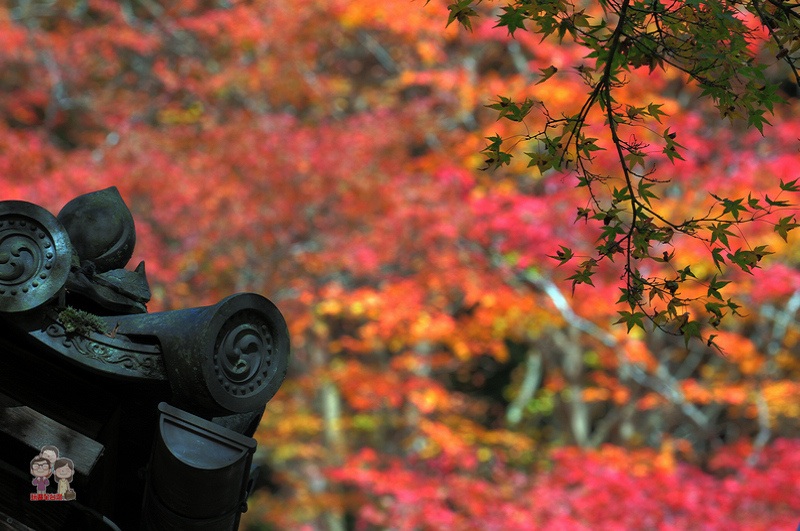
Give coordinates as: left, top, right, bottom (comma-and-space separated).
0, 509, 39, 530
0, 395, 103, 478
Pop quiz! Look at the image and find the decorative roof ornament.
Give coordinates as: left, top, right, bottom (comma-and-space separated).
56, 186, 150, 314
57, 186, 135, 273
0, 188, 290, 530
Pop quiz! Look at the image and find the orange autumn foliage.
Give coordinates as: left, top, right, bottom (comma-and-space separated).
2, 1, 800, 529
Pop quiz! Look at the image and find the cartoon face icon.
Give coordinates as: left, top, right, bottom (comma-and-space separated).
40, 447, 58, 467
30, 457, 51, 478
54, 461, 73, 481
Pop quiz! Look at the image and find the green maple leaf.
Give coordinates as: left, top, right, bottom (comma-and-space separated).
615, 310, 645, 332
681, 319, 701, 348
709, 222, 735, 249
546, 245, 574, 266
446, 0, 478, 31
494, 6, 527, 37
775, 215, 799, 242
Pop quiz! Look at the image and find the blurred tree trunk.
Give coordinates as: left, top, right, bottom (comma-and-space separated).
310, 336, 346, 531
505, 346, 542, 427
553, 327, 589, 447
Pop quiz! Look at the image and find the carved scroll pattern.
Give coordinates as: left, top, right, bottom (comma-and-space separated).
44, 322, 166, 379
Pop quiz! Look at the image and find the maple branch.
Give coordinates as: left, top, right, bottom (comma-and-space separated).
357, 31, 399, 74
753, 0, 800, 89
588, 400, 637, 447
599, 0, 649, 320
748, 288, 800, 462
762, 289, 800, 355
41, 47, 74, 127
521, 269, 711, 432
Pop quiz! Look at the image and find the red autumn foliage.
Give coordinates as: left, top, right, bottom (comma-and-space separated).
2, 1, 800, 530
330, 439, 800, 530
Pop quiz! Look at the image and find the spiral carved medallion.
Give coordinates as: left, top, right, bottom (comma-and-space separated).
0, 201, 72, 313
213, 309, 275, 400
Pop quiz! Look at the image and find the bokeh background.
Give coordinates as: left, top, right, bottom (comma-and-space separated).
2, 1, 800, 529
